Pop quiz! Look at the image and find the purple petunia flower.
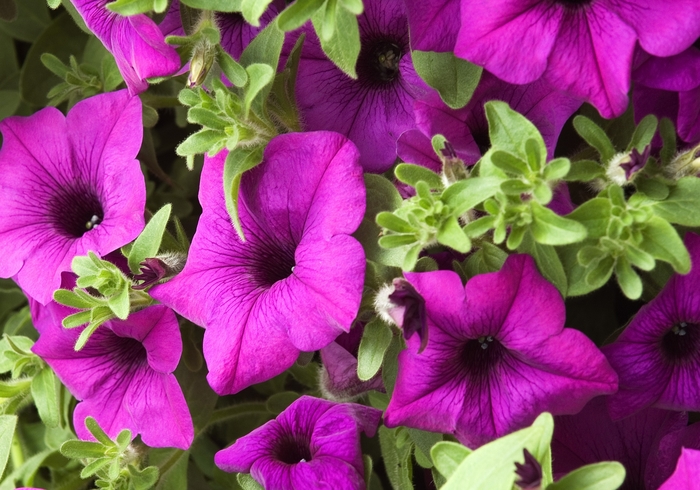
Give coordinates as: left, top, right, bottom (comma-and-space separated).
151, 132, 366, 395
603, 232, 700, 419
0, 90, 145, 305
31, 287, 193, 449
659, 448, 700, 490
72, 0, 180, 94
403, 0, 460, 53
288, 0, 430, 173
383, 254, 618, 447
215, 396, 381, 490
454, 0, 700, 118
552, 396, 700, 489
633, 43, 700, 145
319, 322, 385, 402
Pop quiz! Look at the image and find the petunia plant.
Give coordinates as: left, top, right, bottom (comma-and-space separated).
3, 0, 700, 489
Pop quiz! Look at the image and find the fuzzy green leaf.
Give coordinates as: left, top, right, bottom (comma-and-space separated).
652, 177, 700, 226
573, 115, 615, 163
277, 0, 324, 31
30, 367, 60, 428
563, 159, 605, 182
639, 216, 690, 274
395, 163, 443, 189
547, 462, 625, 490
128, 204, 172, 274
412, 51, 482, 109
431, 441, 471, 479
311, 6, 360, 78
357, 317, 393, 381
530, 201, 587, 245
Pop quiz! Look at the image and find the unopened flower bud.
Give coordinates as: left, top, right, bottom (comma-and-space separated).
441, 141, 469, 185
133, 252, 186, 290
667, 143, 700, 179
374, 278, 428, 353
605, 145, 650, 186
187, 40, 216, 88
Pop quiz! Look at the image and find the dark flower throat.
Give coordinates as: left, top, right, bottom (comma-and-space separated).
661, 322, 700, 362
275, 434, 312, 465
48, 184, 104, 238
357, 40, 403, 86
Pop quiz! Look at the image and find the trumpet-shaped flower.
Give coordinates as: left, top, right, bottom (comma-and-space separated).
31, 294, 193, 450
0, 90, 145, 305
151, 132, 366, 395
384, 254, 618, 447
604, 233, 700, 418
73, 0, 180, 94
289, 0, 430, 172
455, 0, 700, 118
215, 396, 381, 490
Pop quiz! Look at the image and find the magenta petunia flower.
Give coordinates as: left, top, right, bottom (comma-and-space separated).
0, 90, 145, 305
659, 448, 700, 490
72, 0, 180, 94
633, 43, 700, 145
603, 232, 700, 419
383, 254, 618, 447
160, 0, 275, 60
31, 291, 193, 449
404, 0, 460, 52
288, 0, 430, 173
151, 132, 366, 395
552, 396, 700, 489
319, 322, 384, 402
215, 396, 381, 490
455, 0, 700, 118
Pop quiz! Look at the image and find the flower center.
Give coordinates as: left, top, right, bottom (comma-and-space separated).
110, 336, 148, 370
48, 184, 104, 238
357, 39, 403, 86
274, 434, 312, 465
251, 240, 296, 288
661, 322, 700, 362
460, 335, 506, 379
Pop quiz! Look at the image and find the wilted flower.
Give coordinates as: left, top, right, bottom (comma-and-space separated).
0, 90, 145, 304
215, 396, 381, 490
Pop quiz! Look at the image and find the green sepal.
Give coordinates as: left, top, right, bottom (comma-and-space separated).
573, 115, 615, 163
128, 203, 172, 274
394, 163, 443, 190
356, 317, 392, 381
412, 51, 482, 109
530, 201, 587, 246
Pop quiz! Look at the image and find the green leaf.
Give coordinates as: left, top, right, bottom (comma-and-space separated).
30, 367, 60, 428
530, 201, 587, 246
128, 204, 172, 274
241, 0, 273, 26
566, 198, 612, 239
85, 416, 113, 445
547, 462, 625, 490
635, 176, 669, 200
436, 215, 471, 253
573, 115, 616, 163
216, 46, 247, 87
379, 426, 413, 490
129, 465, 160, 490
376, 212, 414, 234
107, 285, 130, 320
62, 310, 92, 329
61, 440, 108, 459
626, 114, 657, 152
223, 146, 265, 240
277, 0, 324, 31
19, 12, 88, 106
518, 230, 567, 297
0, 415, 17, 477
179, 0, 241, 10
491, 150, 529, 176
585, 255, 614, 288
442, 177, 501, 216
615, 257, 642, 300
484, 101, 546, 161
81, 456, 112, 478
442, 412, 554, 490
563, 159, 605, 182
318, 0, 338, 41
0, 0, 49, 42
177, 128, 225, 157
412, 51, 482, 109
354, 174, 405, 268
659, 117, 676, 166
500, 178, 532, 195
238, 473, 264, 490
53, 288, 95, 309
652, 177, 700, 226
543, 157, 570, 181
639, 216, 690, 274
379, 234, 416, 248
339, 0, 362, 14
243, 63, 274, 118
107, 0, 165, 15
357, 317, 392, 381
431, 441, 471, 479
395, 163, 443, 190
311, 6, 360, 78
